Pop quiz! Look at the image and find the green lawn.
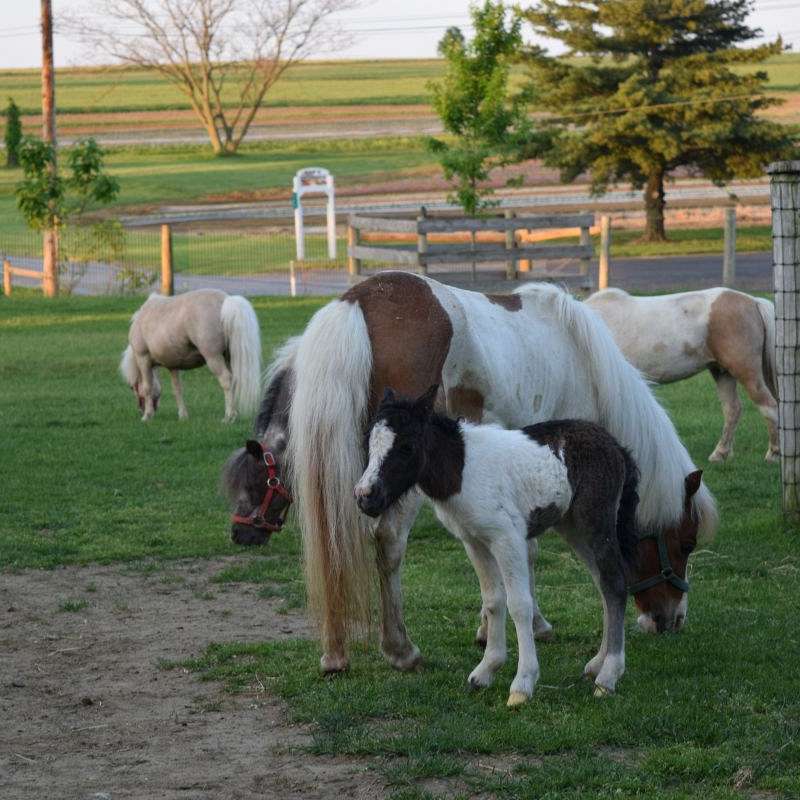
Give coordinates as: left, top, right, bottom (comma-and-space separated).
0, 290, 797, 799
1, 53, 797, 116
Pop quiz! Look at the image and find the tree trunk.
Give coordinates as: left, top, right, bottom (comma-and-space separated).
643, 169, 667, 242
41, 0, 59, 297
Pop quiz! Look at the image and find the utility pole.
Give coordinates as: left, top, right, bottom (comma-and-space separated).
41, 0, 58, 297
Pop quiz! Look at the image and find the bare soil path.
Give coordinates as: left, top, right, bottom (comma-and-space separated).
0, 558, 383, 800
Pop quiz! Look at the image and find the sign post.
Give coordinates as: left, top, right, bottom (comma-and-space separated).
292, 167, 336, 262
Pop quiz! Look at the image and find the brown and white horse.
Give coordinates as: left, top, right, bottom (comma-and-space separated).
586, 288, 777, 463
121, 289, 262, 422
225, 273, 717, 674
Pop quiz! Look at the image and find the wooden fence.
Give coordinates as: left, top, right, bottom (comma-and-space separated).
347, 210, 598, 287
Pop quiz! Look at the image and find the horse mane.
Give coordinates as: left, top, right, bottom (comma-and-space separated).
514, 283, 718, 542
220, 447, 258, 503
256, 337, 300, 435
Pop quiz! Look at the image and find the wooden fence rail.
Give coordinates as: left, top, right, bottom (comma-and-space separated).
3, 258, 45, 296
346, 210, 597, 287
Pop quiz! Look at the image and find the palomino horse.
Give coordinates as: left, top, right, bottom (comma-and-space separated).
356, 389, 646, 704
586, 288, 777, 463
120, 289, 261, 422
223, 273, 717, 674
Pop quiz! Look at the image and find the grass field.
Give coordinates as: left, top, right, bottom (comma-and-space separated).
1, 290, 797, 799
2, 54, 798, 116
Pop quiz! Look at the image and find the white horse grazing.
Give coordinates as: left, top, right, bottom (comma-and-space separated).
120, 289, 261, 422
586, 288, 777, 463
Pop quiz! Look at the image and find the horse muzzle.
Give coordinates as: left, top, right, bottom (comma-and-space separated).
231, 523, 271, 546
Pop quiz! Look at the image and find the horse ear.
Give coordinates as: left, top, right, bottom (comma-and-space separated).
245, 440, 262, 460
382, 387, 396, 404
685, 470, 703, 498
416, 384, 439, 414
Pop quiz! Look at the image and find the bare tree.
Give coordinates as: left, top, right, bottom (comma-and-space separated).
72, 0, 358, 155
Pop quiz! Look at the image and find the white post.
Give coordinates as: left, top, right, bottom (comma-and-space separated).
723, 206, 736, 288
289, 260, 297, 298
326, 173, 337, 260
292, 173, 304, 262
768, 160, 800, 518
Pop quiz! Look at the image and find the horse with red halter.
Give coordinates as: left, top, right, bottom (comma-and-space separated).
223, 273, 717, 674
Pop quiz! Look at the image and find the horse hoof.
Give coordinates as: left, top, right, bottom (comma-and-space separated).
593, 684, 613, 698
507, 692, 529, 708
320, 654, 349, 675
765, 451, 780, 463
385, 646, 422, 672
534, 626, 555, 643
708, 450, 729, 463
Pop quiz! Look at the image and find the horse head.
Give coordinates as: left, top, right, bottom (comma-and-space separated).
630, 470, 703, 633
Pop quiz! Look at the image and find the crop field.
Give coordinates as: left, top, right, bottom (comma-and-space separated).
2, 54, 798, 117
1, 290, 798, 798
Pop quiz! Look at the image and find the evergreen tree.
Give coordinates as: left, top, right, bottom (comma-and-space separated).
428, 2, 535, 215
4, 98, 22, 169
521, 0, 794, 240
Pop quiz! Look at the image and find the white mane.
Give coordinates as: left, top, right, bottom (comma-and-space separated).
514, 283, 717, 541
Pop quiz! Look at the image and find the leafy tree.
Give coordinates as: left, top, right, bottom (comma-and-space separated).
16, 137, 119, 231
428, 2, 535, 215
520, 0, 795, 240
4, 98, 22, 168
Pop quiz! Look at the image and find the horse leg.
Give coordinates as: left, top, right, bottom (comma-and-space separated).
562, 513, 628, 696
374, 492, 423, 671
708, 366, 741, 462
136, 355, 156, 421
205, 353, 236, 422
740, 373, 780, 462
463, 537, 508, 689
475, 537, 553, 647
169, 369, 188, 420
486, 529, 540, 707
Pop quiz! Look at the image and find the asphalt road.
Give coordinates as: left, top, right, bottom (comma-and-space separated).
4, 251, 773, 297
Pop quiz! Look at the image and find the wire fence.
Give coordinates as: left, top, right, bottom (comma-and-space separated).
0, 221, 355, 297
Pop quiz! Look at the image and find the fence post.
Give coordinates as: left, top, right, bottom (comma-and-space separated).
768, 160, 800, 518
347, 220, 361, 282
723, 206, 736, 287
417, 206, 429, 276
3, 259, 11, 296
160, 224, 174, 296
504, 210, 516, 280
579, 224, 591, 279
289, 260, 298, 298
598, 215, 611, 290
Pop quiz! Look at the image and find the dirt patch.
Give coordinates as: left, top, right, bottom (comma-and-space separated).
0, 558, 384, 800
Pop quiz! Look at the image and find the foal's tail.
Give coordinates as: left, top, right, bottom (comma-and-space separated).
616, 448, 641, 570
755, 297, 777, 400
221, 295, 262, 416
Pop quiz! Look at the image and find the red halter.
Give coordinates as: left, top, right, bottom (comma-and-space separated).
231, 444, 292, 532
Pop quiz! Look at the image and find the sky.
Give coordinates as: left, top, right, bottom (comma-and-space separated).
0, 0, 797, 69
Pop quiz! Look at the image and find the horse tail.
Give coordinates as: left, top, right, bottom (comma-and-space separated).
119, 344, 140, 388
287, 299, 374, 648
755, 296, 777, 400
221, 295, 262, 417
516, 284, 718, 542
616, 448, 640, 569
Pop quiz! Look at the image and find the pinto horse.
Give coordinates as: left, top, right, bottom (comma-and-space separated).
357, 389, 646, 704
120, 289, 262, 422
225, 273, 717, 674
586, 287, 778, 463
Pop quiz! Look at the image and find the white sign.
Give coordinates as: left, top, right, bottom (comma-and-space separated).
292, 167, 336, 262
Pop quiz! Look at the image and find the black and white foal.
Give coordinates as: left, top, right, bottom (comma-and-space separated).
355, 386, 640, 706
